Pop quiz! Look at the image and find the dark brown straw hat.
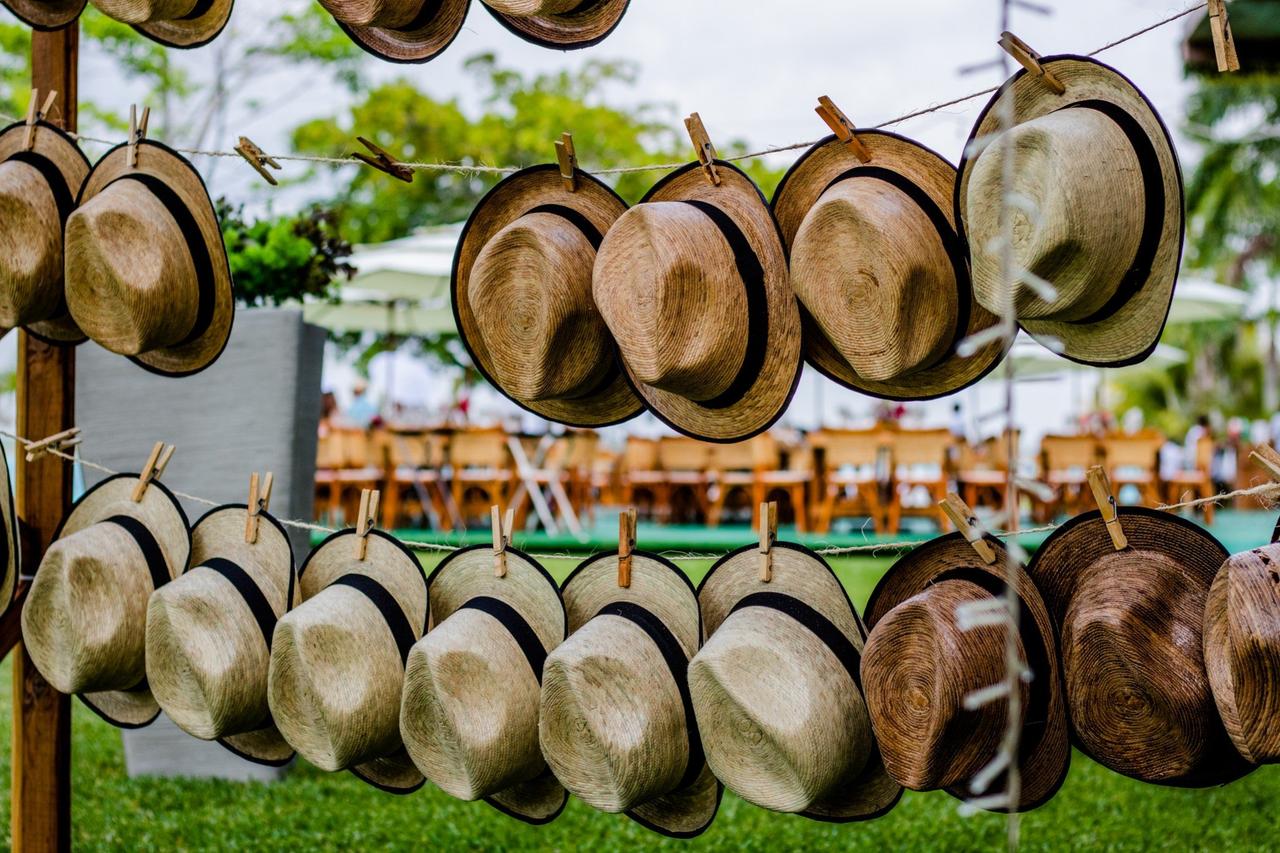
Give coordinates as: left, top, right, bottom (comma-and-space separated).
88, 0, 233, 48
145, 505, 299, 767
540, 551, 721, 838
268, 528, 427, 793
0, 119, 89, 344
65, 138, 234, 377
0, 442, 19, 622
956, 56, 1183, 367
1204, 535, 1280, 765
453, 164, 642, 428
1027, 507, 1254, 786
862, 534, 1070, 812
400, 544, 568, 824
482, 0, 628, 49
691, 542, 902, 821
21, 474, 191, 729
2, 0, 86, 29
319, 0, 470, 63
593, 161, 802, 443
773, 131, 1006, 400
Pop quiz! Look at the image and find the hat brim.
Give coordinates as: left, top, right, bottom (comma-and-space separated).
697, 542, 903, 820
453, 164, 642, 428
2, 0, 84, 29
865, 534, 1070, 811
352, 748, 426, 793
1027, 507, 1254, 787
74, 139, 234, 377
484, 0, 628, 49
126, 0, 232, 49
0, 441, 17, 622
333, 0, 470, 64
955, 55, 1183, 368
219, 727, 296, 767
0, 120, 90, 344
426, 544, 568, 823
619, 161, 802, 443
773, 132, 1006, 400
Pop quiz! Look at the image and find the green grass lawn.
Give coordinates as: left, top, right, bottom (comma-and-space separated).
2, 554, 1277, 850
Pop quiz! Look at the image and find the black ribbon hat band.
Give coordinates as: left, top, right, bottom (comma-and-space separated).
332, 574, 419, 664
5, 149, 75, 223
458, 595, 549, 681
729, 591, 865, 690
105, 514, 171, 592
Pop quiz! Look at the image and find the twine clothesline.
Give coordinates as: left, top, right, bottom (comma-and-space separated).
0, 3, 1206, 181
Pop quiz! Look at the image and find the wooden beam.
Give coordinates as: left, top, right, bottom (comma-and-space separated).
13, 22, 78, 853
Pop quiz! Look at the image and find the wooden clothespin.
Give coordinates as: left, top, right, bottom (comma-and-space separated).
758, 501, 778, 582
127, 104, 151, 170
684, 112, 720, 187
353, 136, 413, 183
1207, 0, 1241, 73
999, 32, 1066, 96
555, 132, 577, 192
491, 505, 516, 578
618, 508, 637, 588
244, 471, 275, 545
1252, 445, 1280, 482
355, 488, 381, 560
1086, 466, 1128, 550
815, 96, 871, 163
131, 441, 175, 503
24, 427, 81, 463
23, 89, 58, 152
940, 494, 998, 565
234, 136, 282, 186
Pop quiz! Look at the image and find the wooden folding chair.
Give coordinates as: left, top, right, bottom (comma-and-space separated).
447, 427, 512, 528
658, 437, 712, 523
620, 437, 664, 520
956, 430, 1019, 518
322, 427, 384, 526
1102, 431, 1165, 507
1162, 433, 1216, 523
1039, 434, 1101, 519
707, 440, 757, 528
814, 428, 887, 534
753, 433, 813, 533
380, 430, 451, 532
886, 428, 954, 534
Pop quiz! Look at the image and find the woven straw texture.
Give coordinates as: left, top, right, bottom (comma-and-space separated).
320, 0, 470, 63
1, 0, 85, 29
483, 0, 628, 49
0, 442, 17, 623
89, 0, 232, 48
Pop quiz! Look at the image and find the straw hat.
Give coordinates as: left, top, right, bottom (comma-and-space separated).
540, 551, 721, 838
956, 56, 1183, 367
65, 138, 234, 377
1, 0, 85, 29
21, 474, 191, 728
145, 504, 299, 766
482, 0, 629, 49
1205, 539, 1280, 765
401, 544, 567, 823
0, 442, 19, 621
318, 0, 470, 63
0, 119, 89, 344
1027, 507, 1254, 786
690, 542, 902, 820
772, 131, 1006, 400
453, 164, 642, 428
268, 528, 428, 793
88, 0, 233, 48
862, 534, 1069, 812
593, 162, 802, 443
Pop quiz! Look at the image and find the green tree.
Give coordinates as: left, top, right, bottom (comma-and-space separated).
217, 200, 354, 308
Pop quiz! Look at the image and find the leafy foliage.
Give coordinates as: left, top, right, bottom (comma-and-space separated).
217, 200, 354, 308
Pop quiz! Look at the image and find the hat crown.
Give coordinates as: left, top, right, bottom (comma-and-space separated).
791, 179, 957, 382
0, 161, 63, 327
594, 202, 748, 401
92, 0, 199, 23
485, 0, 582, 15
966, 109, 1144, 322
65, 181, 199, 356
469, 211, 612, 402
317, 0, 422, 27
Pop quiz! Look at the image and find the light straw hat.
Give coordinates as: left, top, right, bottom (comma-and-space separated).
21, 473, 191, 728
65, 138, 234, 377
88, 0, 232, 48
540, 551, 721, 838
0, 442, 19, 621
1, 0, 85, 29
862, 534, 1070, 812
772, 131, 1005, 399
452, 164, 642, 428
318, 0, 470, 63
956, 56, 1183, 367
1205, 538, 1280, 765
690, 542, 901, 820
0, 118, 89, 344
482, 0, 628, 49
401, 544, 568, 824
268, 528, 428, 793
145, 504, 299, 767
1027, 507, 1254, 786
593, 162, 802, 443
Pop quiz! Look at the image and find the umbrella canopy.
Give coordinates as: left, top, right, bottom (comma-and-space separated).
1167, 277, 1249, 325
1010, 333, 1187, 379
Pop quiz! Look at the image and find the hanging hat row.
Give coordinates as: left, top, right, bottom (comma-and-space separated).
0, 101, 234, 376
453, 50, 1183, 443
17, 450, 1280, 834
2, 0, 231, 48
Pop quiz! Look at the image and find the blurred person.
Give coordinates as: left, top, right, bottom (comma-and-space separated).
1122, 407, 1144, 435
319, 391, 338, 438
341, 378, 379, 429
1185, 415, 1210, 460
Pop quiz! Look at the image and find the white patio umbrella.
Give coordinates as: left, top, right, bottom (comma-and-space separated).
1010, 333, 1187, 379
1167, 276, 1249, 324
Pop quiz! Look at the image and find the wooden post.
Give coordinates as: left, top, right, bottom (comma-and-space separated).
12, 23, 78, 853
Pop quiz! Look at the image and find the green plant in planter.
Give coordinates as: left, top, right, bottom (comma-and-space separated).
217, 201, 355, 308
